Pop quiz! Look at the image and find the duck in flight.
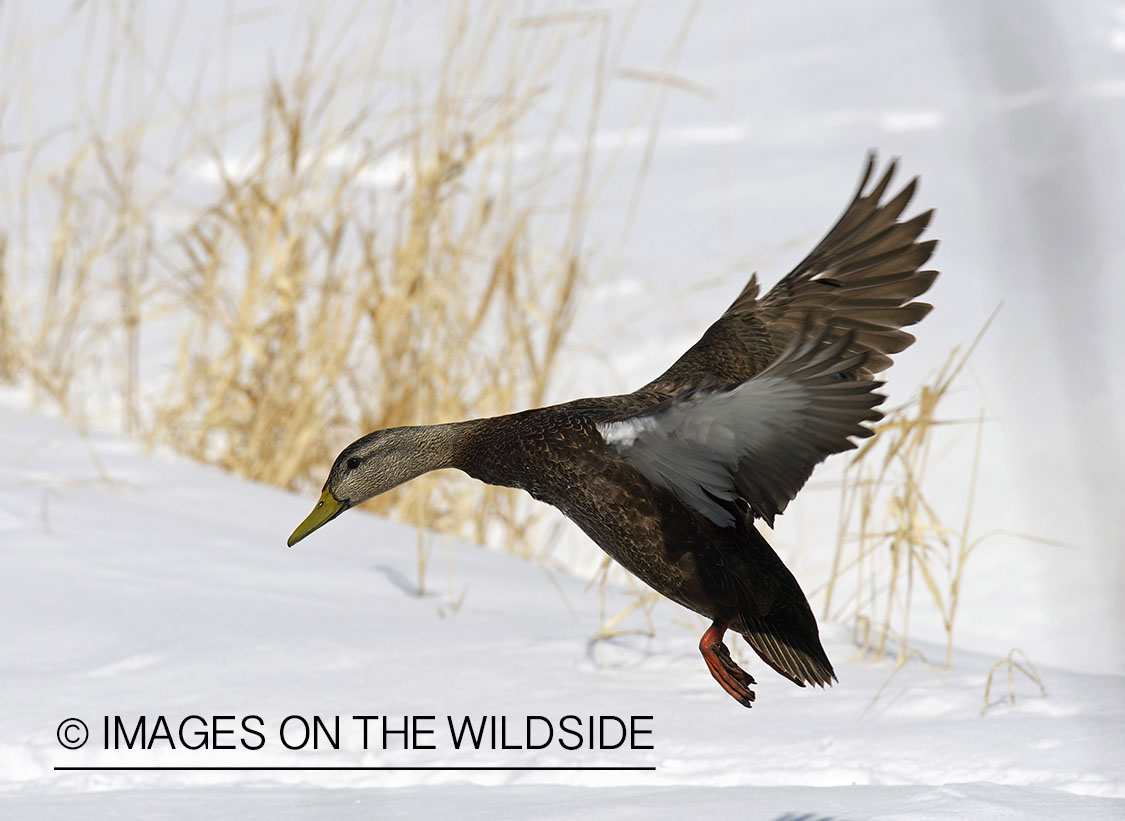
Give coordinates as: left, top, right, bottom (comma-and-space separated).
289, 154, 938, 707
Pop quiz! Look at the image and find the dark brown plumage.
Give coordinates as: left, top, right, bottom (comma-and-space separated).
289, 153, 938, 708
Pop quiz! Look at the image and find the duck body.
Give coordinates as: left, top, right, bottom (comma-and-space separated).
455, 395, 720, 615
452, 390, 835, 699
289, 154, 938, 708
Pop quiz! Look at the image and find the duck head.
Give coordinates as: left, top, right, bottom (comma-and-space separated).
287, 425, 457, 546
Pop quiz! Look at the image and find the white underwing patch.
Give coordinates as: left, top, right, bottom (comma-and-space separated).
597, 416, 659, 449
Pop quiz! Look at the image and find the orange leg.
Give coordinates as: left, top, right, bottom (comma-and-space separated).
700, 620, 756, 708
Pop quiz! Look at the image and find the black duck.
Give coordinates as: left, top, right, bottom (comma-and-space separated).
289, 153, 938, 708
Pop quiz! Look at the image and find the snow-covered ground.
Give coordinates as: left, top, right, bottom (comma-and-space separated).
3, 0, 1124, 818
2, 394, 1122, 817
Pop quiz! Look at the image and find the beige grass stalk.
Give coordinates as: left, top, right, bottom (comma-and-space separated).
820, 313, 1052, 682
3, 3, 697, 568
821, 334, 988, 665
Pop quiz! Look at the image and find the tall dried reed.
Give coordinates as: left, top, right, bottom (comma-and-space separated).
0, 4, 683, 557
820, 326, 991, 668
820, 314, 1054, 696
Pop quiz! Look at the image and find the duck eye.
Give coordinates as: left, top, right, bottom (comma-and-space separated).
346, 457, 361, 471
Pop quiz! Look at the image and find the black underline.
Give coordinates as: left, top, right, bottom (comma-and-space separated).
54, 765, 656, 772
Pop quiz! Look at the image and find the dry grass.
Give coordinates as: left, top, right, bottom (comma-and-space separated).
152, 54, 583, 553
981, 648, 1047, 715
820, 321, 994, 667
1, 3, 689, 558
820, 314, 1055, 710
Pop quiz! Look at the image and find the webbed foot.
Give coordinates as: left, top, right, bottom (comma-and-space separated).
700, 621, 756, 708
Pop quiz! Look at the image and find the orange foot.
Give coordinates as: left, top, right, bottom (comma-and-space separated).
700, 621, 756, 708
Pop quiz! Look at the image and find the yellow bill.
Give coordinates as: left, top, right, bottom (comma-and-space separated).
288, 487, 347, 546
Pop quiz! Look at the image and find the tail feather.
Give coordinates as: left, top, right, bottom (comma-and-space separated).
739, 613, 837, 688
731, 516, 838, 688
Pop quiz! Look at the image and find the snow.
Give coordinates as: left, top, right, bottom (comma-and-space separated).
3, 0, 1125, 818
1, 395, 1122, 816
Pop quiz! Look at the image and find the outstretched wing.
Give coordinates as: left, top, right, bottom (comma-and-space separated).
642, 152, 937, 396
600, 330, 885, 528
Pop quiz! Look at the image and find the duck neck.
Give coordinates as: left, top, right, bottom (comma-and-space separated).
433, 414, 524, 488
380, 412, 535, 491
405, 418, 493, 475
